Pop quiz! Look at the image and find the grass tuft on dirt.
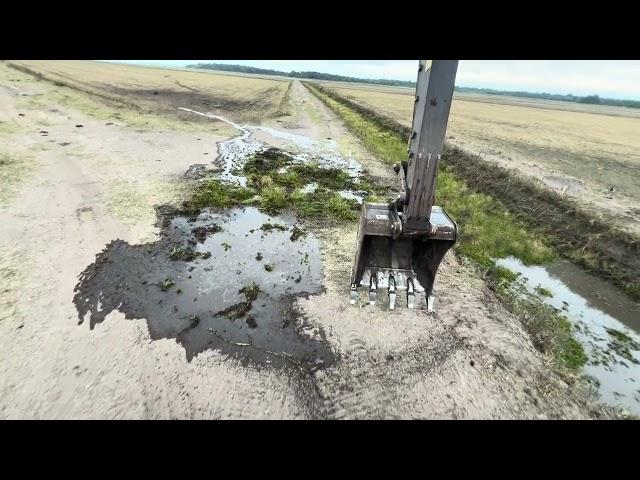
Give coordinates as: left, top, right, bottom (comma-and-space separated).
239, 282, 261, 302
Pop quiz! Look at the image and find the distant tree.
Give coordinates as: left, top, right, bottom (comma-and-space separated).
579, 95, 601, 104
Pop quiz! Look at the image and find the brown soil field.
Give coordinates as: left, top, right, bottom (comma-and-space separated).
323, 83, 640, 236
7, 60, 292, 124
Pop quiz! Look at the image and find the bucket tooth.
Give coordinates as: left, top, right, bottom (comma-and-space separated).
426, 293, 435, 313
388, 275, 397, 310
349, 284, 358, 305
369, 272, 378, 305
407, 278, 415, 309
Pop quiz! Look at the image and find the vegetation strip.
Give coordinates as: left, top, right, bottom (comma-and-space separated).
304, 81, 589, 372
181, 147, 383, 222
305, 82, 640, 302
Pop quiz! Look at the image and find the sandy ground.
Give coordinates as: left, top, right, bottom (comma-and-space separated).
0, 65, 603, 419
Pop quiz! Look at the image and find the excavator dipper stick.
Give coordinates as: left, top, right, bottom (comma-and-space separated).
349, 60, 458, 311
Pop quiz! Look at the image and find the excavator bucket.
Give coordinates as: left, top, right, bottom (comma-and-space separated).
348, 60, 459, 311
349, 203, 456, 310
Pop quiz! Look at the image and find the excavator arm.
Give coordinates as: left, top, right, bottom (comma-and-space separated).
349, 60, 458, 311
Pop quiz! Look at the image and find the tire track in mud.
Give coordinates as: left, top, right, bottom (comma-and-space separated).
302, 325, 466, 419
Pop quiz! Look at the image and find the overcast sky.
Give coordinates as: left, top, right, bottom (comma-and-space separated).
107, 60, 640, 100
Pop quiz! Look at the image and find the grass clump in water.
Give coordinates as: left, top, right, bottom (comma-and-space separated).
169, 245, 199, 261
159, 278, 175, 291
535, 285, 554, 298
215, 302, 252, 320
605, 328, 640, 364
239, 282, 261, 302
261, 222, 287, 232
260, 185, 287, 214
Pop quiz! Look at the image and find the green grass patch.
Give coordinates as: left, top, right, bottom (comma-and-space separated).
182, 179, 256, 214
535, 285, 554, 298
183, 147, 372, 222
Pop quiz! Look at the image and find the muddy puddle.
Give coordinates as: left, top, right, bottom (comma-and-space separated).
74, 205, 336, 369
496, 256, 640, 414
73, 108, 377, 370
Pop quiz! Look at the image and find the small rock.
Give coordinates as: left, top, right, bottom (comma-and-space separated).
75, 124, 83, 128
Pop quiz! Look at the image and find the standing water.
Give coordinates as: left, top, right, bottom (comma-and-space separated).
496, 257, 640, 414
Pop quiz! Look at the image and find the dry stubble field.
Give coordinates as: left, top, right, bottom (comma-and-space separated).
320, 82, 640, 236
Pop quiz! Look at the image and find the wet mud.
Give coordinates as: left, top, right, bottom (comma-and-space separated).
74, 206, 335, 369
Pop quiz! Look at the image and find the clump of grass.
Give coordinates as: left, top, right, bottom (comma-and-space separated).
535, 285, 554, 298
290, 225, 306, 241
191, 224, 222, 242
255, 252, 263, 261
239, 282, 261, 302
185, 315, 200, 329
182, 178, 255, 214
260, 185, 287, 213
221, 242, 231, 251
169, 245, 200, 261
264, 263, 274, 272
605, 328, 640, 364
181, 146, 374, 223
159, 278, 175, 291
260, 222, 287, 232
215, 302, 252, 320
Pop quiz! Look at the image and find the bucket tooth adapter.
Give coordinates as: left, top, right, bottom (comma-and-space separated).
349, 60, 458, 311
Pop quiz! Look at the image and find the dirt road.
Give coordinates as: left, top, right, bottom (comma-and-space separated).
0, 65, 604, 418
